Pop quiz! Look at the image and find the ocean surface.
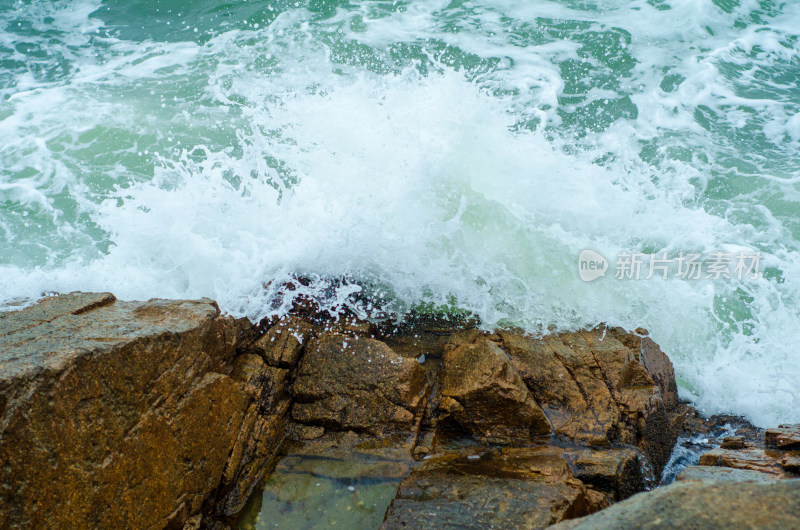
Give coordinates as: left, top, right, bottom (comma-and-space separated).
1, 0, 798, 428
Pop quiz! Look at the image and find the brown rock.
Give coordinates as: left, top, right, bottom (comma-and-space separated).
678, 409, 763, 445
781, 454, 800, 474
439, 332, 551, 442
554, 332, 626, 442
252, 316, 315, 368
0, 293, 259, 529
294, 424, 326, 440
721, 435, 747, 449
324, 316, 375, 337
566, 448, 646, 500
3, 293, 692, 528
606, 328, 679, 409
412, 428, 438, 458
376, 313, 478, 360
698, 448, 786, 477
584, 328, 680, 475
551, 479, 800, 529
498, 327, 681, 476
380, 328, 450, 360
766, 425, 800, 450
291, 335, 427, 434
212, 354, 291, 518
381, 446, 605, 529
584, 488, 612, 512
499, 330, 608, 444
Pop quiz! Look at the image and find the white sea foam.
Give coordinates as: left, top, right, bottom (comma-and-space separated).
1, 0, 799, 427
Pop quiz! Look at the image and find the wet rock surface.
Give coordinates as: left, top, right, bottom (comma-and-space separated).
234, 311, 684, 529
564, 447, 649, 501
438, 331, 551, 443
381, 447, 607, 529
498, 328, 681, 475
766, 425, 800, 450
659, 410, 753, 482
212, 354, 291, 519
7, 291, 796, 529
237, 431, 416, 530
291, 335, 427, 434
0, 293, 275, 528
668, 410, 800, 482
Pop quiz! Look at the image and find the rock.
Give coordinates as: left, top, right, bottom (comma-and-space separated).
0, 293, 263, 528
781, 454, 800, 474
660, 410, 768, 485
695, 425, 800, 480
294, 424, 326, 440
2, 291, 691, 529
678, 409, 764, 446
676, 465, 776, 482
498, 327, 681, 476
685, 420, 800, 483
212, 354, 291, 518
325, 316, 375, 337
698, 448, 787, 478
412, 428, 438, 458
251, 316, 315, 368
182, 514, 204, 529
438, 332, 551, 443
566, 448, 646, 500
381, 446, 607, 529
291, 335, 428, 434
498, 330, 609, 444
379, 327, 450, 360
0, 293, 291, 529
720, 435, 747, 449
376, 313, 478, 360
766, 425, 800, 450
551, 479, 800, 529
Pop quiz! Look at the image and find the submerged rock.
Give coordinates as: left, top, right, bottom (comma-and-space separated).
237, 431, 415, 530
382, 447, 607, 529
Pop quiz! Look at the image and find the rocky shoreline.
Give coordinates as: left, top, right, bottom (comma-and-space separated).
1, 292, 798, 528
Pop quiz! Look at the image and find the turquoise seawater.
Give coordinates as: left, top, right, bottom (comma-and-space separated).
1, 0, 799, 427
